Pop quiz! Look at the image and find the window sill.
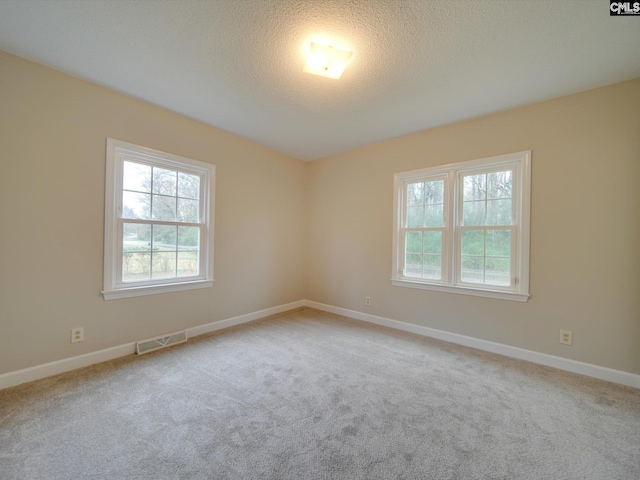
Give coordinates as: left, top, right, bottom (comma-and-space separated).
102, 279, 214, 300
391, 279, 529, 302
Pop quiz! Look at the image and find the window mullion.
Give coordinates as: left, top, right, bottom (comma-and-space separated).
149, 166, 154, 221
447, 170, 457, 285
482, 228, 487, 285
199, 224, 206, 277
399, 183, 406, 277
121, 218, 203, 228
404, 227, 444, 232
116, 218, 124, 284
403, 181, 409, 229
511, 226, 517, 287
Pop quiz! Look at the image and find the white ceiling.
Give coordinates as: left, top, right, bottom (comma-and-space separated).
1, 1, 638, 161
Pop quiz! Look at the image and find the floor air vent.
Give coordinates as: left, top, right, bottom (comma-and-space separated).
135, 331, 187, 355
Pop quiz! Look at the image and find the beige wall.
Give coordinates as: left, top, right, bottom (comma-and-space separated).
1, 48, 638, 378
308, 78, 640, 375
0, 51, 307, 374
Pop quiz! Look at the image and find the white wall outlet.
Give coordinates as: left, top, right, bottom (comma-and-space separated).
559, 330, 572, 346
71, 327, 84, 343
365, 296, 371, 306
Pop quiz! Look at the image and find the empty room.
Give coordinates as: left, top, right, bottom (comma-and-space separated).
1, 1, 639, 479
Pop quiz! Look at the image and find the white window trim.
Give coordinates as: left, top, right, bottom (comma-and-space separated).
102, 138, 215, 300
392, 151, 531, 302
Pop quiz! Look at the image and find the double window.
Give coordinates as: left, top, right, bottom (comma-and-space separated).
103, 139, 215, 300
392, 151, 531, 301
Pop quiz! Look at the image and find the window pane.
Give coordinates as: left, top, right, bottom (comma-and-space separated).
122, 252, 150, 282
406, 205, 424, 228
152, 252, 177, 279
178, 172, 200, 200
487, 170, 512, 200
460, 230, 512, 287
406, 253, 422, 265
461, 230, 484, 255
177, 251, 199, 277
405, 265, 422, 277
423, 231, 442, 255
407, 182, 424, 206
122, 191, 150, 219
486, 257, 510, 286
463, 174, 486, 202
152, 194, 177, 221
404, 248, 442, 280
153, 225, 177, 252
123, 161, 151, 193
461, 255, 484, 284
152, 167, 177, 196
178, 198, 199, 223
423, 254, 441, 280
462, 200, 485, 226
425, 180, 444, 205
406, 231, 422, 254
486, 199, 512, 225
405, 253, 422, 277
486, 230, 511, 257
178, 226, 200, 250
425, 204, 443, 227
123, 223, 151, 252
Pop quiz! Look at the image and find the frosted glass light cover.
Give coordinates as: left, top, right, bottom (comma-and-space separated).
303, 42, 353, 79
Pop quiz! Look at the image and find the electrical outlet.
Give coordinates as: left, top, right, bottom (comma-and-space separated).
365, 296, 371, 306
71, 327, 84, 343
559, 330, 572, 346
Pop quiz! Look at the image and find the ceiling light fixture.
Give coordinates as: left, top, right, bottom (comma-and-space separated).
303, 42, 353, 79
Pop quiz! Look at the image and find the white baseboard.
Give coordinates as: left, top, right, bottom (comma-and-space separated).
0, 300, 306, 391
2, 298, 638, 390
0, 343, 136, 391
185, 300, 306, 337
304, 300, 640, 389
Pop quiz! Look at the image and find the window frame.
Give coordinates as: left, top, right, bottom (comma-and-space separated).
400, 174, 450, 284
102, 138, 215, 300
392, 151, 531, 302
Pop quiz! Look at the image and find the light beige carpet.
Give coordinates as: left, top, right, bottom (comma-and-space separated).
1, 307, 639, 479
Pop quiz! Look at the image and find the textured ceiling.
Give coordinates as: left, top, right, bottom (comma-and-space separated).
0, 0, 639, 161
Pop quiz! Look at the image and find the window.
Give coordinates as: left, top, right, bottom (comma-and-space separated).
392, 151, 531, 302
102, 139, 214, 300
